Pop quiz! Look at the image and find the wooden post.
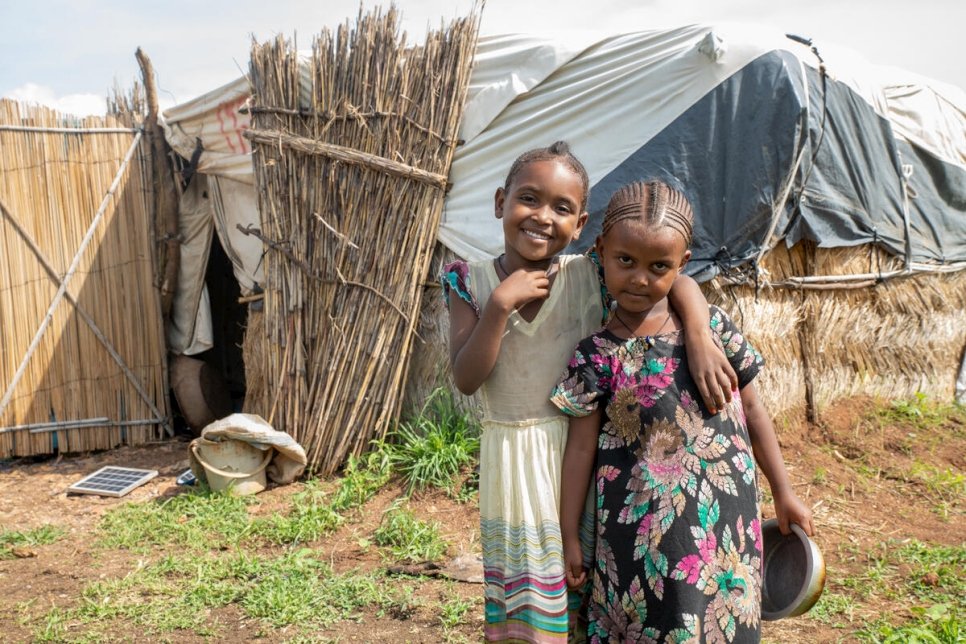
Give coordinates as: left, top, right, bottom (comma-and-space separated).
799, 242, 819, 425
135, 48, 181, 322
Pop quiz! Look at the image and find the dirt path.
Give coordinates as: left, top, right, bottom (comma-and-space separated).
1, 397, 963, 642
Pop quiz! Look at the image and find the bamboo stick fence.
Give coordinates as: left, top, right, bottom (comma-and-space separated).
0, 100, 169, 457
244, 6, 480, 475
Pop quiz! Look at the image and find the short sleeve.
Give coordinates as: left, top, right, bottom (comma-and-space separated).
550, 341, 605, 417
585, 249, 613, 325
439, 260, 480, 317
709, 305, 765, 389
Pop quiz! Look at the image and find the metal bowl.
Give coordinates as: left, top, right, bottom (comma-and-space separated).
760, 518, 826, 620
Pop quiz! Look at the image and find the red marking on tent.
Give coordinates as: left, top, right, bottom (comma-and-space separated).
216, 97, 251, 154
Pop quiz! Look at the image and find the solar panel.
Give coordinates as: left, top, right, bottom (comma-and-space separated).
67, 466, 159, 497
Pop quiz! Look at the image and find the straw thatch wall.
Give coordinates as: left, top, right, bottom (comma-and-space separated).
243, 6, 480, 475
0, 101, 169, 457
403, 242, 966, 423
710, 242, 966, 420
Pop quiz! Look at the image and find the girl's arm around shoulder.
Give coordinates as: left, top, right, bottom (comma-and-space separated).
560, 409, 601, 589
668, 275, 738, 414
741, 382, 815, 536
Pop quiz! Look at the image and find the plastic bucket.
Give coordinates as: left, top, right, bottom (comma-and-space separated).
191, 439, 272, 496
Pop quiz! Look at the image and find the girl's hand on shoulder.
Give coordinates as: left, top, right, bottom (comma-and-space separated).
773, 488, 815, 537
686, 330, 738, 414
492, 268, 550, 312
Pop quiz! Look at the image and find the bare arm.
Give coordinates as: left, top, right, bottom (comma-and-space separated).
668, 274, 738, 413
448, 268, 551, 395
741, 382, 814, 536
560, 409, 601, 589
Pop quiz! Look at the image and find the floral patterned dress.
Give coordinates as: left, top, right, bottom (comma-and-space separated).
550, 306, 765, 644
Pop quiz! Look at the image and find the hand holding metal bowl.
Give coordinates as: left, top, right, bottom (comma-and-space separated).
760, 518, 827, 620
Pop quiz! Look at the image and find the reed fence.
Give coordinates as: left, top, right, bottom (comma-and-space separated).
244, 6, 480, 475
0, 100, 169, 457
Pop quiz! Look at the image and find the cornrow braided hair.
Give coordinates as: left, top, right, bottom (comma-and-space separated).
503, 140, 591, 210
601, 180, 694, 247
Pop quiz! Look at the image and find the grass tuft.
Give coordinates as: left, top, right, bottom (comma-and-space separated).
374, 501, 448, 563
0, 524, 65, 559
96, 487, 255, 551
386, 388, 480, 495
874, 393, 966, 431
857, 603, 961, 643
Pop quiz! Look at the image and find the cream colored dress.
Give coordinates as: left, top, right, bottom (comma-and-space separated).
442, 254, 605, 643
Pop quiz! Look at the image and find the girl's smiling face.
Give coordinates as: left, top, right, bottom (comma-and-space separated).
495, 159, 588, 268
598, 219, 691, 316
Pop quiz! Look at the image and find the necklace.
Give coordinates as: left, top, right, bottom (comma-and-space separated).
496, 254, 556, 278
612, 308, 672, 340
496, 254, 510, 278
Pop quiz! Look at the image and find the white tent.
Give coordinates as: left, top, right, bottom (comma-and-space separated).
161, 25, 966, 353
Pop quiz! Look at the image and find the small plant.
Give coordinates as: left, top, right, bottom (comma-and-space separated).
858, 603, 961, 643
812, 466, 828, 485
329, 445, 394, 511
254, 480, 344, 545
906, 462, 965, 520
387, 388, 480, 495
875, 393, 965, 431
374, 501, 448, 563
0, 524, 65, 558
439, 593, 475, 629
807, 590, 855, 626
452, 466, 480, 504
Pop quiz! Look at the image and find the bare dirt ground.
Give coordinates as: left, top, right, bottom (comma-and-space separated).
1, 396, 963, 643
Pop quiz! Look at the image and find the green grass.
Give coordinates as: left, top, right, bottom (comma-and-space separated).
831, 537, 966, 640
96, 485, 256, 552
856, 604, 961, 643
873, 393, 966, 431
807, 590, 856, 626
385, 388, 480, 496
254, 447, 393, 545
34, 547, 422, 641
906, 461, 965, 520
239, 551, 391, 627
438, 591, 475, 629
0, 524, 65, 559
21, 423, 472, 641
96, 445, 396, 552
16, 391, 489, 641
374, 501, 448, 563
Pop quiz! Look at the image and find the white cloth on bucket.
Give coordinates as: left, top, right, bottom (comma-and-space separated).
192, 413, 307, 484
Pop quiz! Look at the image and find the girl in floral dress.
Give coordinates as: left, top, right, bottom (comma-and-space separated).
551, 180, 814, 643
442, 144, 739, 643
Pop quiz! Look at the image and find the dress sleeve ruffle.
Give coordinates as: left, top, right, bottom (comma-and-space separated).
709, 305, 765, 389
585, 249, 612, 325
439, 259, 480, 317
550, 344, 603, 417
